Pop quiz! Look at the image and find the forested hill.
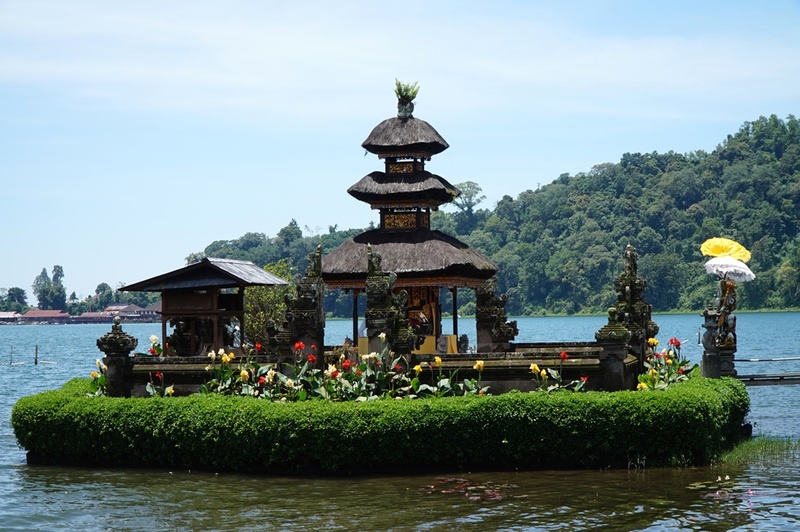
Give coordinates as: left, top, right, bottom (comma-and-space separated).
190, 114, 800, 316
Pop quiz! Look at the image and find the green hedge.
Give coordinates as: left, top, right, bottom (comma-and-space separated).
12, 376, 749, 473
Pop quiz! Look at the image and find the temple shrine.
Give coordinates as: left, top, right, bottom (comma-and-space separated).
321, 84, 502, 355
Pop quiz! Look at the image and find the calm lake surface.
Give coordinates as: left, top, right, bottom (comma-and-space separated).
2, 313, 800, 531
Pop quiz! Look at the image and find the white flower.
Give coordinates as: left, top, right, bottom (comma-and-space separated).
325, 364, 339, 378
285, 379, 295, 389
208, 351, 216, 360
149, 335, 159, 345
378, 332, 387, 343
218, 348, 225, 356
266, 369, 276, 383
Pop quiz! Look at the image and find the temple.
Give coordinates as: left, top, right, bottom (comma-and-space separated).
321, 91, 501, 354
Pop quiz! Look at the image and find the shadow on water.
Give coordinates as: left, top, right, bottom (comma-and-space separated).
4, 461, 800, 531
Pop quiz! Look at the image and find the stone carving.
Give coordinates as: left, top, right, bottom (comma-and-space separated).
96, 316, 138, 357
281, 245, 326, 359
364, 245, 418, 354
604, 244, 658, 363
475, 277, 518, 352
701, 279, 738, 377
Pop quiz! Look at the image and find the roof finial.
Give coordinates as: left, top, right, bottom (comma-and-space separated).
395, 79, 419, 119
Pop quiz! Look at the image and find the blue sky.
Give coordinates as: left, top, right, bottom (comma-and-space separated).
2, 0, 799, 302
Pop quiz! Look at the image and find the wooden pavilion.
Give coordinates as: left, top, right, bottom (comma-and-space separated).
322, 96, 498, 353
121, 257, 288, 355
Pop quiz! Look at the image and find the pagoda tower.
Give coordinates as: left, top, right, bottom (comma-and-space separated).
322, 83, 498, 353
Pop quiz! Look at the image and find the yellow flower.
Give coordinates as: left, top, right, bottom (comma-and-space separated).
166, 387, 175, 396
240, 370, 249, 381
221, 354, 230, 364
637, 382, 648, 390
530, 363, 540, 374
540, 369, 547, 379
649, 368, 657, 377
434, 356, 442, 368
666, 358, 673, 365
647, 338, 659, 347
229, 352, 236, 360
473, 360, 485, 372
413, 364, 423, 375
90, 371, 99, 379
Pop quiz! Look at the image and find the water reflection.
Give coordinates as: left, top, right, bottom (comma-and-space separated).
6, 462, 800, 530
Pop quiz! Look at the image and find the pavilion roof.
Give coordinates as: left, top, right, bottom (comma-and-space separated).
348, 171, 460, 206
321, 229, 497, 289
121, 257, 289, 292
362, 116, 449, 157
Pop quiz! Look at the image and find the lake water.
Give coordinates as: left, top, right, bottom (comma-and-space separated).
2, 313, 800, 530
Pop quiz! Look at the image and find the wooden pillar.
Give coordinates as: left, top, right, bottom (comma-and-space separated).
452, 287, 458, 339
352, 289, 358, 343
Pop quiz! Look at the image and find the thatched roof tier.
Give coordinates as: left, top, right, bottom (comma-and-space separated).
348, 171, 460, 207
321, 229, 497, 289
121, 258, 288, 292
362, 117, 449, 157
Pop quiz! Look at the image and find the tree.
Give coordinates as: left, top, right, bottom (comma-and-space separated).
32, 268, 53, 310
243, 260, 296, 346
450, 181, 486, 234
95, 283, 114, 310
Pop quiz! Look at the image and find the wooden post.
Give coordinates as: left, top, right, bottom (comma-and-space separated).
352, 290, 358, 343
452, 287, 458, 339
35, 344, 38, 365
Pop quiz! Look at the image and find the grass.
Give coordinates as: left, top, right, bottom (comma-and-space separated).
719, 435, 800, 465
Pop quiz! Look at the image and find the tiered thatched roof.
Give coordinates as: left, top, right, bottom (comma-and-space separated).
362, 116, 449, 157
321, 229, 497, 289
348, 170, 459, 207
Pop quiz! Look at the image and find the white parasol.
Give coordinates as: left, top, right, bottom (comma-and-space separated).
704, 256, 756, 282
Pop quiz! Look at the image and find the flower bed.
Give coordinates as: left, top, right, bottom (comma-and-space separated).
11, 375, 748, 473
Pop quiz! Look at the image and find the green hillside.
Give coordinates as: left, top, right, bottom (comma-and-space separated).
191, 114, 800, 317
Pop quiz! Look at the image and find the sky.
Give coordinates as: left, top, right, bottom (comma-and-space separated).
2, 0, 799, 303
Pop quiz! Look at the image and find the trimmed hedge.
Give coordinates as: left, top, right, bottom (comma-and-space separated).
12, 376, 749, 473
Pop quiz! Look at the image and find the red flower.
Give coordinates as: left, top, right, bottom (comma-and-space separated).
331, 370, 339, 379
394, 363, 403, 372
356, 368, 362, 376
668, 337, 681, 348
678, 367, 685, 375
155, 372, 163, 380
342, 359, 353, 371
311, 344, 317, 352
560, 351, 569, 361
580, 376, 588, 382
294, 341, 305, 352
258, 375, 266, 385
255, 342, 262, 352
307, 354, 317, 364
148, 348, 156, 355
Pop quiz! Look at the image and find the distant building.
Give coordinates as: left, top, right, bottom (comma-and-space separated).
19, 309, 69, 324
0, 311, 20, 323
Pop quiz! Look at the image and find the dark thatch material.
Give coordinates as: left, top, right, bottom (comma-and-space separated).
321, 229, 498, 288
121, 258, 288, 292
362, 117, 449, 156
348, 171, 460, 206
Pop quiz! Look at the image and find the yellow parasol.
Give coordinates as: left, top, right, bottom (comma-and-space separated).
700, 237, 751, 263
